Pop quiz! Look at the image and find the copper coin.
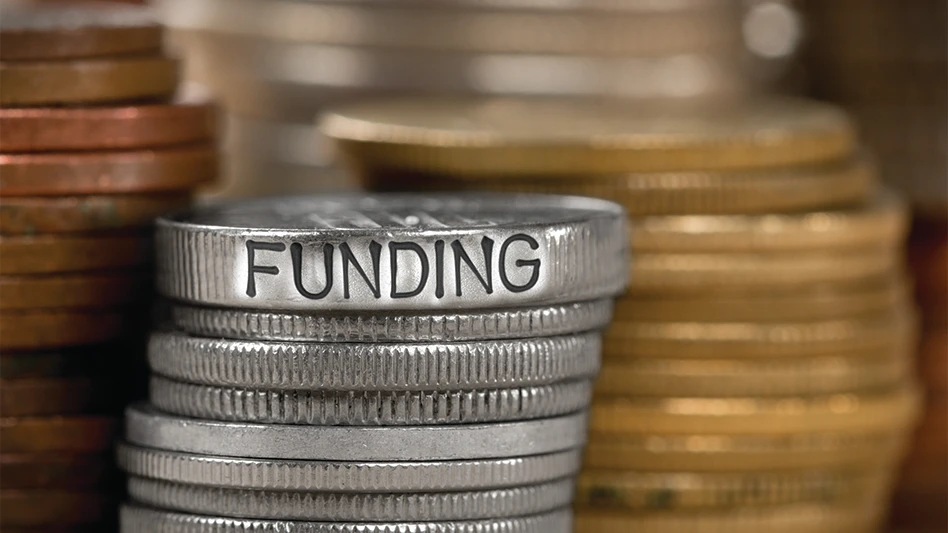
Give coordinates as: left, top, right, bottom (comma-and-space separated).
0, 271, 150, 310
918, 329, 948, 392
0, 347, 118, 379
0, 56, 178, 106
0, 416, 117, 453
0, 193, 192, 235
0, 3, 161, 61
0, 490, 116, 526
0, 145, 217, 196
0, 309, 140, 350
0, 102, 216, 152
0, 232, 151, 275
0, 377, 112, 417
0, 453, 117, 489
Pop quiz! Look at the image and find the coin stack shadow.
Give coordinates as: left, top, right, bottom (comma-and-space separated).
116, 194, 628, 531
0, 4, 218, 531
149, 0, 801, 198
323, 96, 924, 532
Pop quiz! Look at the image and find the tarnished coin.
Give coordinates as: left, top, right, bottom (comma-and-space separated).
120, 504, 573, 533
117, 443, 581, 492
0, 377, 111, 416
148, 376, 592, 425
0, 194, 191, 235
0, 310, 140, 350
148, 330, 600, 390
321, 97, 855, 176
0, 490, 116, 526
155, 194, 628, 310
170, 299, 614, 341
589, 385, 921, 435
0, 417, 118, 453
0, 146, 217, 196
125, 403, 589, 460
0, 3, 161, 61
0, 233, 151, 275
126, 476, 573, 521
0, 272, 150, 310
0, 102, 215, 152
0, 453, 117, 489
0, 56, 178, 106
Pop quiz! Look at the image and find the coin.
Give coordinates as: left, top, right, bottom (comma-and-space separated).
120, 504, 573, 533
589, 385, 921, 435
0, 272, 149, 310
0, 3, 161, 61
0, 56, 178, 106
0, 377, 112, 416
0, 453, 117, 489
169, 299, 614, 342
0, 194, 191, 236
0, 233, 151, 275
126, 476, 573, 521
0, 102, 215, 152
155, 194, 628, 310
117, 444, 581, 492
0, 417, 118, 453
147, 331, 600, 390
0, 490, 116, 526
0, 146, 217, 196
148, 376, 592, 425
210, 157, 354, 199
125, 403, 589, 460
0, 347, 118, 379
918, 330, 948, 393
575, 467, 891, 510
320, 97, 855, 176
223, 114, 334, 168
0, 310, 138, 350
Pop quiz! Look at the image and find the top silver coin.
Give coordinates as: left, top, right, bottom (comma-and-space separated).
156, 194, 627, 311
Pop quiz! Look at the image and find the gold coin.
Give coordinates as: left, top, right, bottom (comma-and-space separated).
575, 466, 893, 510
595, 352, 912, 397
380, 157, 874, 216
583, 429, 909, 471
602, 310, 915, 359
574, 501, 882, 533
321, 97, 856, 176
612, 275, 909, 322
0, 56, 177, 106
589, 385, 921, 435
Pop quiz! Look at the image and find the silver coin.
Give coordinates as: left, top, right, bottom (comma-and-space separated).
117, 443, 582, 491
127, 476, 574, 521
149, 376, 593, 425
125, 403, 589, 460
170, 299, 613, 341
155, 194, 628, 310
120, 504, 573, 533
148, 330, 601, 390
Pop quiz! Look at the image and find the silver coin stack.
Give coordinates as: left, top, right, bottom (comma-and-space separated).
117, 193, 628, 532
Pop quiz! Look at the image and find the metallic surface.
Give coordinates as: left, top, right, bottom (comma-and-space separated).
0, 310, 139, 350
0, 194, 192, 235
0, 233, 151, 275
0, 272, 149, 309
0, 377, 111, 416
0, 453, 117, 489
0, 417, 118, 453
0, 490, 117, 526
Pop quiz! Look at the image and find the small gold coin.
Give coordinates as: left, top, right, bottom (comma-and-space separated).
322, 97, 856, 176
589, 385, 921, 435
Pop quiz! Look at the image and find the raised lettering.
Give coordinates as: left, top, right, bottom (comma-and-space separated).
499, 234, 541, 293
245, 240, 286, 297
290, 242, 334, 299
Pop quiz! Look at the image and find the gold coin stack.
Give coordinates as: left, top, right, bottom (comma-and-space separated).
152, 0, 801, 198
322, 96, 922, 533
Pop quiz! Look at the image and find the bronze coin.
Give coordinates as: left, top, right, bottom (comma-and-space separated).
0, 309, 140, 350
0, 145, 217, 196
0, 416, 118, 453
0, 377, 112, 417
0, 490, 116, 526
0, 56, 178, 106
0, 193, 191, 235
0, 272, 151, 310
0, 232, 151, 275
0, 453, 117, 489
0, 3, 162, 61
0, 347, 118, 379
918, 329, 948, 392
0, 102, 216, 152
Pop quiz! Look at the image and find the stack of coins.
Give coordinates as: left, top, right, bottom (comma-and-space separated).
116, 194, 628, 531
151, 0, 801, 197
0, 4, 217, 531
321, 97, 922, 532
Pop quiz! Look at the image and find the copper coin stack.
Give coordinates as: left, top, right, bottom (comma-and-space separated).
0, 4, 217, 532
322, 96, 923, 532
